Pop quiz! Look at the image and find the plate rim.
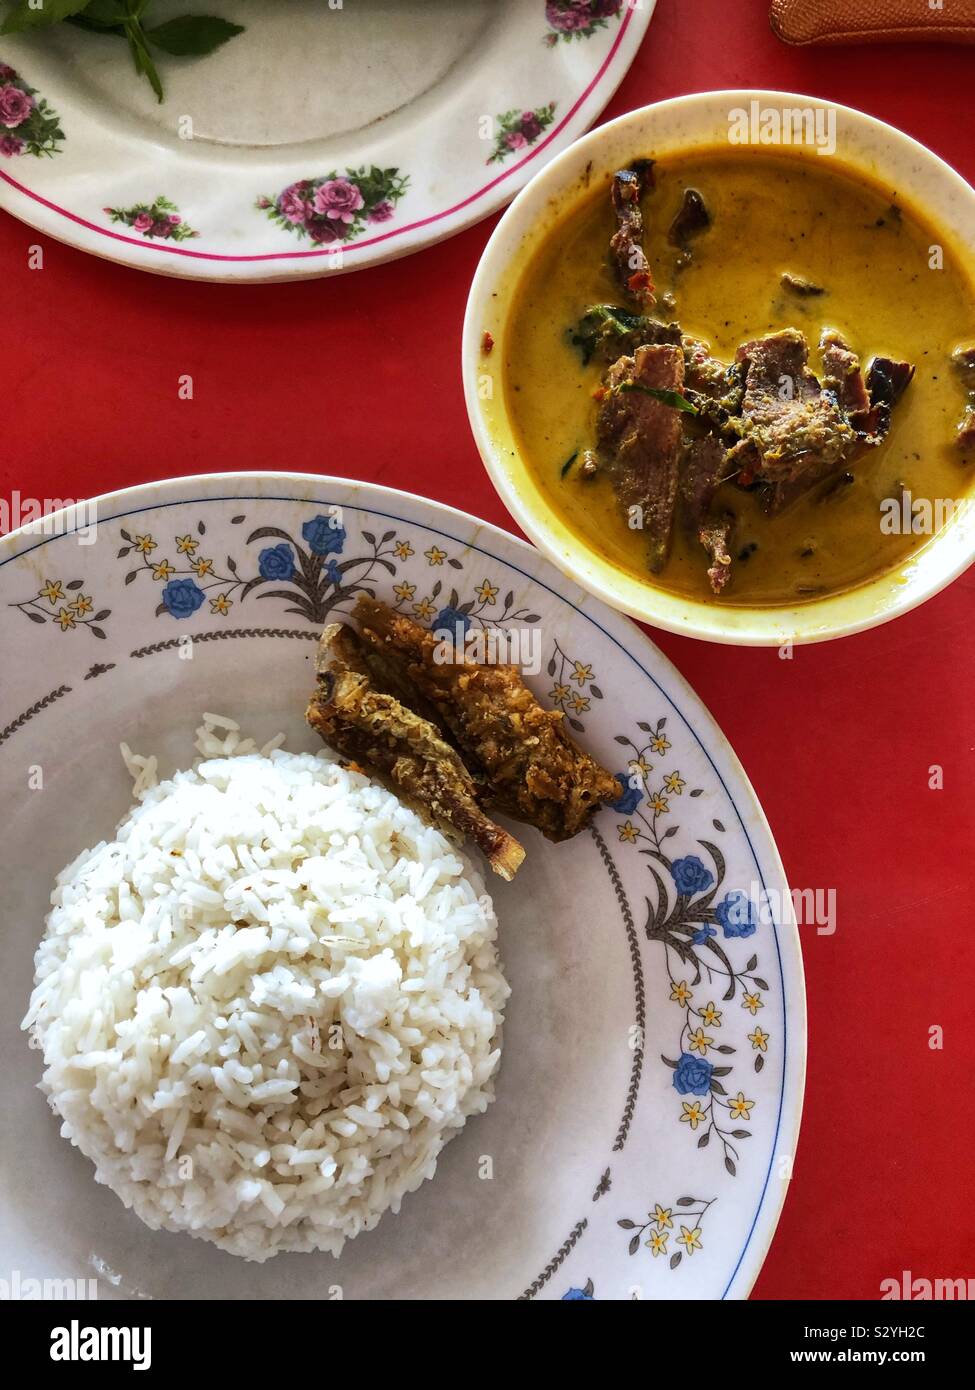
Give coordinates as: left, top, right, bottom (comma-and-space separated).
0, 468, 806, 1298
0, 3, 654, 282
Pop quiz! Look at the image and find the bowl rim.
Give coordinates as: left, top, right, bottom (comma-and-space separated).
462, 88, 975, 646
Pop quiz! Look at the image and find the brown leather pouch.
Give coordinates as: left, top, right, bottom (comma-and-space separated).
770, 0, 975, 45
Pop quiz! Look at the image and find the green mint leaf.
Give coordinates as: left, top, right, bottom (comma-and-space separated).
1, 0, 92, 34
129, 26, 163, 100
75, 0, 127, 25
147, 15, 244, 56
143, 49, 163, 101
67, 17, 126, 35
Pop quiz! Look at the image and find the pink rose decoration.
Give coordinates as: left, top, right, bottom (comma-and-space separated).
277, 184, 312, 225
261, 168, 404, 243
105, 199, 195, 239
545, 1, 589, 31
520, 111, 542, 141
313, 178, 364, 224
0, 84, 33, 129
308, 220, 341, 244
0, 134, 23, 157
505, 131, 527, 150
546, 0, 620, 31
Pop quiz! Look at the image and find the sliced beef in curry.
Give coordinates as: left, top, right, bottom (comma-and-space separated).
863, 355, 916, 441
682, 336, 747, 433
698, 516, 735, 596
820, 330, 872, 420
571, 165, 922, 595
742, 331, 914, 515
610, 163, 655, 306
570, 304, 682, 366
678, 436, 737, 595
353, 597, 621, 843
678, 435, 728, 528
818, 331, 917, 450
570, 311, 743, 429
762, 331, 875, 515
582, 324, 916, 577
951, 345, 975, 450
595, 343, 686, 572
730, 329, 857, 485
307, 623, 525, 880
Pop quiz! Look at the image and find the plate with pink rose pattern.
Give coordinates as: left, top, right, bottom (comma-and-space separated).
0, 0, 654, 282
0, 471, 804, 1299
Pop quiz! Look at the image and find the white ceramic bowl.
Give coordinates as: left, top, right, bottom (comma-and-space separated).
463, 90, 975, 645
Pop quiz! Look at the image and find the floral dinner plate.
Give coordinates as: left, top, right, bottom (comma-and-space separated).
0, 472, 804, 1299
0, 0, 654, 281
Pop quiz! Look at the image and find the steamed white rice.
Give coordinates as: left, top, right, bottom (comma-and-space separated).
23, 716, 509, 1261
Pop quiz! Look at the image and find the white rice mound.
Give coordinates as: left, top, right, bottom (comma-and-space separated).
23, 715, 509, 1262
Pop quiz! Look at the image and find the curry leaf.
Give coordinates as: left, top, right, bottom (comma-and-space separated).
569, 304, 656, 365
147, 14, 244, 56
616, 383, 699, 414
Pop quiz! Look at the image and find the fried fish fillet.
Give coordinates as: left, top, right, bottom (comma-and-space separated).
354, 597, 622, 842
306, 623, 525, 881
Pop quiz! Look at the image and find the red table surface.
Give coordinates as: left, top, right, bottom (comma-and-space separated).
3, 0, 973, 1300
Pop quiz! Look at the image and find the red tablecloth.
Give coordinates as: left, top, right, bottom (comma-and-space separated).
3, 0, 973, 1300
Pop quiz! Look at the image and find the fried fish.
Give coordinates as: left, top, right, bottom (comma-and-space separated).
306, 622, 525, 881
353, 597, 622, 842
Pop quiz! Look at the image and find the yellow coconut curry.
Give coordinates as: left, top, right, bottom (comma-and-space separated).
503, 149, 975, 604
